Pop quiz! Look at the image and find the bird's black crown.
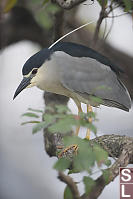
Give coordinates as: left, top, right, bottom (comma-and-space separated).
22, 42, 123, 76
22, 48, 51, 76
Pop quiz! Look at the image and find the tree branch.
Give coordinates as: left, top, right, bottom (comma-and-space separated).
53, 0, 133, 11
44, 133, 133, 164
0, 6, 50, 49
1, 3, 133, 199
52, 0, 85, 9
58, 171, 80, 199
81, 141, 133, 199
53, 9, 64, 41
93, 0, 107, 44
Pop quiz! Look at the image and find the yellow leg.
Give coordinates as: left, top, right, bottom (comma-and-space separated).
75, 126, 80, 136
86, 105, 93, 140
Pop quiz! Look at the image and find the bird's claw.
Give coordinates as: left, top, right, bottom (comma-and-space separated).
58, 144, 78, 158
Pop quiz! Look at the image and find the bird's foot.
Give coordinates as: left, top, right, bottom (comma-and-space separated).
58, 144, 78, 158
56, 145, 64, 149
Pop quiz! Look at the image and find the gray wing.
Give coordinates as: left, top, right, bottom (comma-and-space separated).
53, 51, 131, 111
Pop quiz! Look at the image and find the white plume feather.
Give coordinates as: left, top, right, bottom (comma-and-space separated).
48, 21, 95, 49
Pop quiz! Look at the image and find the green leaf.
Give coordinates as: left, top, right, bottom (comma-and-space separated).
105, 159, 111, 167
21, 121, 40, 125
45, 106, 55, 112
83, 176, 95, 194
4, 0, 17, 13
73, 149, 94, 172
102, 169, 110, 184
81, 122, 97, 135
54, 158, 71, 171
123, 0, 133, 12
63, 136, 95, 172
97, 0, 108, 7
22, 112, 40, 118
48, 115, 76, 134
77, 113, 97, 135
93, 144, 108, 166
68, 168, 82, 174
35, 3, 60, 29
32, 121, 50, 134
36, 9, 53, 29
55, 105, 71, 114
64, 186, 73, 199
42, 0, 49, 6
28, 108, 43, 113
86, 112, 96, 119
43, 114, 56, 123
46, 3, 60, 13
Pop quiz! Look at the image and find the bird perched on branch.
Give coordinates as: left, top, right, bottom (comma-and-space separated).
13, 42, 131, 139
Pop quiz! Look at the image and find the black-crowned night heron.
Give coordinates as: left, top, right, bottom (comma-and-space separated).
13, 42, 131, 139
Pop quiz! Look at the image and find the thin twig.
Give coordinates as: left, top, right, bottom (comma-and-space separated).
107, 12, 129, 18
58, 171, 80, 199
93, 0, 107, 45
104, 7, 115, 40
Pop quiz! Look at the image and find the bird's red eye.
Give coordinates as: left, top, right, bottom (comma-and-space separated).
32, 69, 38, 75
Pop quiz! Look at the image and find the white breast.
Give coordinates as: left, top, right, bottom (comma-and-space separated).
34, 58, 71, 97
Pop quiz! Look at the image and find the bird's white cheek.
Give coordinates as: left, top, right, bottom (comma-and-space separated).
30, 75, 43, 88
29, 77, 38, 88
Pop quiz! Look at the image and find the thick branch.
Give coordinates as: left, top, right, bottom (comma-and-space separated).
90, 135, 133, 162
44, 133, 133, 164
52, 134, 133, 199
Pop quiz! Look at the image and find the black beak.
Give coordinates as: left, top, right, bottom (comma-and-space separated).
13, 76, 32, 100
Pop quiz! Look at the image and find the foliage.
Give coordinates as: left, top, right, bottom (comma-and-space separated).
97, 0, 108, 7
122, 0, 133, 12
97, 0, 133, 12
83, 176, 95, 194
1, 0, 132, 198
22, 105, 97, 135
29, 0, 60, 29
64, 186, 73, 199
35, 3, 60, 29
22, 105, 112, 198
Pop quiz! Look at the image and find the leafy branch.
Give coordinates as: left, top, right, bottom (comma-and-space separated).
21, 105, 133, 199
2, 0, 133, 198
22, 105, 97, 135
93, 0, 133, 44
